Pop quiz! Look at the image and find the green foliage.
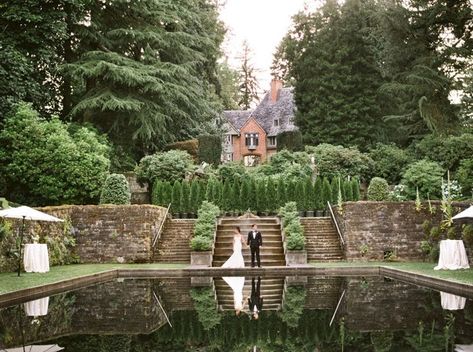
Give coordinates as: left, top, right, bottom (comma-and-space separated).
306, 144, 374, 181
190, 236, 212, 251
136, 150, 195, 185
0, 221, 17, 272
278, 286, 307, 328
322, 178, 332, 208
164, 139, 199, 161
231, 182, 241, 212
266, 178, 278, 213
239, 178, 251, 211
217, 60, 240, 110
64, 0, 225, 154
279, 202, 299, 227
180, 182, 191, 213
413, 134, 473, 172
0, 103, 110, 206
191, 201, 219, 251
221, 181, 232, 212
277, 178, 287, 209
369, 143, 413, 184
457, 159, 473, 198
237, 41, 260, 109
462, 224, 473, 246
279, 202, 305, 250
99, 174, 131, 205
351, 178, 361, 201
367, 177, 390, 201
190, 287, 222, 331
189, 181, 201, 214
304, 178, 315, 211
197, 135, 222, 165
171, 181, 182, 214
277, 132, 304, 152
295, 180, 305, 212
314, 177, 323, 210
401, 160, 444, 199
255, 179, 267, 213
217, 162, 247, 183
152, 180, 163, 206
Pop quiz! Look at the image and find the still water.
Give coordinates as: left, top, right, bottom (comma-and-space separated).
0, 276, 472, 351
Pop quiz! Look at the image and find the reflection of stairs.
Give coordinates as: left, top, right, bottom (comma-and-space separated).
305, 277, 343, 309
214, 277, 284, 311
212, 218, 285, 267
155, 277, 194, 311
301, 218, 344, 261
153, 219, 194, 263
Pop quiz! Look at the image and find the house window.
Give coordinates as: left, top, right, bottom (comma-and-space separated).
224, 134, 233, 145
289, 117, 295, 124
226, 153, 233, 162
268, 136, 277, 147
245, 133, 259, 149
274, 119, 280, 127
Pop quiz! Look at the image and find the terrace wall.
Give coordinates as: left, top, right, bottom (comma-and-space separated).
39, 204, 166, 263
334, 201, 471, 261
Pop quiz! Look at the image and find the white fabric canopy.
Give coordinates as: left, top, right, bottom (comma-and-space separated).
0, 206, 63, 222
24, 297, 49, 317
453, 205, 473, 220
440, 292, 466, 310
1, 345, 63, 352
434, 240, 470, 270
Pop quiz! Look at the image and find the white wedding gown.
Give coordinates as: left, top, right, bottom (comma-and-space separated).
222, 235, 246, 310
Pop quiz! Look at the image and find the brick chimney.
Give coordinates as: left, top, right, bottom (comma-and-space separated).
270, 79, 283, 102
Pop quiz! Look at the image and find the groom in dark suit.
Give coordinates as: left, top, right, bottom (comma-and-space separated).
247, 224, 262, 267
248, 276, 263, 320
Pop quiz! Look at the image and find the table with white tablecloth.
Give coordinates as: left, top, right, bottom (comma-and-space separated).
440, 291, 466, 310
23, 243, 49, 273
24, 297, 49, 316
434, 240, 470, 270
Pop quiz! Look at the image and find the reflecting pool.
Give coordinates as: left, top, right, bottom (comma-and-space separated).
0, 276, 472, 351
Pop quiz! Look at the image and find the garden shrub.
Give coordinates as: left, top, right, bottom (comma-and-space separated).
171, 180, 182, 214
401, 160, 444, 199
313, 177, 323, 210
190, 287, 222, 330
367, 177, 390, 201
255, 179, 267, 213
306, 144, 374, 181
152, 180, 163, 206
191, 201, 220, 251
277, 131, 304, 151
279, 202, 305, 250
197, 134, 222, 165
278, 202, 298, 227
278, 286, 307, 328
180, 182, 191, 214
462, 224, 473, 246
322, 178, 332, 207
351, 178, 361, 201
136, 150, 195, 185
164, 139, 199, 160
456, 159, 473, 198
369, 143, 412, 184
217, 162, 247, 183
99, 174, 131, 205
266, 178, 278, 213
0, 103, 110, 206
189, 181, 201, 214
277, 178, 287, 208
304, 178, 315, 211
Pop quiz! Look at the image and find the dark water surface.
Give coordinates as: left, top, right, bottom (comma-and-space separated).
0, 276, 472, 351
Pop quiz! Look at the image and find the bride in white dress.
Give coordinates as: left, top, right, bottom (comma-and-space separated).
222, 227, 246, 314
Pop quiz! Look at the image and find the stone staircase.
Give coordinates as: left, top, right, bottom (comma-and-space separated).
214, 277, 284, 311
153, 219, 195, 263
300, 217, 344, 262
212, 217, 285, 267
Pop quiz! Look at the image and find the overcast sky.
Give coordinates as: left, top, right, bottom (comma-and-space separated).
219, 0, 319, 93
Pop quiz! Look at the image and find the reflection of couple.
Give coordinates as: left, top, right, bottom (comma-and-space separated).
222, 224, 263, 269
222, 276, 263, 319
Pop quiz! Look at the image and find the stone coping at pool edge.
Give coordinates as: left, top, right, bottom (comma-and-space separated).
1, 265, 472, 308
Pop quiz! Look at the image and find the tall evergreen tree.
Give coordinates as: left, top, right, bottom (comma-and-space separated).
152, 180, 163, 206
314, 177, 323, 210
322, 178, 332, 208
222, 180, 232, 212
295, 180, 305, 211
255, 179, 267, 213
171, 180, 182, 214
190, 180, 201, 214
237, 40, 260, 110
344, 179, 354, 201
64, 0, 225, 155
181, 181, 191, 213
240, 178, 251, 212
266, 178, 278, 214
330, 177, 339, 204
276, 178, 287, 210
231, 181, 241, 212
162, 181, 173, 206
304, 178, 315, 211
351, 178, 361, 201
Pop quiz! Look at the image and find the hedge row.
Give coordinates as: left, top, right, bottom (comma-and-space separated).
153, 177, 360, 214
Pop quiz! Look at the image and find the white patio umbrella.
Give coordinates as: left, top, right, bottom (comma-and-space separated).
0, 206, 63, 276
452, 205, 473, 220
1, 345, 64, 352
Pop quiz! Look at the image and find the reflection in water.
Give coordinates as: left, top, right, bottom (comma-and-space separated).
441, 291, 467, 310
0, 276, 471, 351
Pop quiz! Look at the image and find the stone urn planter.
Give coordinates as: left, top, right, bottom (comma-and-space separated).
191, 251, 213, 266
286, 250, 307, 266
315, 210, 324, 217
306, 210, 315, 217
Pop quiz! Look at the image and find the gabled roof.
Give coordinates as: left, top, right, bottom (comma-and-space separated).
251, 87, 297, 136
222, 110, 253, 131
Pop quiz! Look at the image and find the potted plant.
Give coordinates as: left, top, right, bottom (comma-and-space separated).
190, 201, 220, 266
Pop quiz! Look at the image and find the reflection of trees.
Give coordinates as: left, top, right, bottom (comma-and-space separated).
190, 287, 221, 331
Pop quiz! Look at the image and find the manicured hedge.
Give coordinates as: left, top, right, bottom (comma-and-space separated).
198, 134, 222, 165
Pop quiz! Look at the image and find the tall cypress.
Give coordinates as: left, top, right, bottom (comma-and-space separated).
171, 180, 182, 214
276, 178, 287, 209
222, 180, 232, 212
352, 178, 361, 201
240, 178, 251, 212
190, 180, 201, 214
322, 178, 332, 209
266, 178, 277, 214
304, 178, 315, 211
181, 181, 190, 213
231, 182, 241, 212
330, 177, 339, 204
295, 180, 305, 211
255, 179, 267, 213
162, 181, 173, 206
314, 177, 323, 210
248, 178, 257, 211
152, 180, 162, 206
345, 179, 354, 201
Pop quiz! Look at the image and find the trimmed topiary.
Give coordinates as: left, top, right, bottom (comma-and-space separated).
189, 180, 201, 214
266, 178, 278, 213
367, 177, 390, 201
181, 181, 191, 214
171, 180, 182, 213
351, 178, 361, 201
100, 174, 131, 205
322, 178, 332, 208
314, 177, 323, 210
222, 180, 233, 212
152, 180, 163, 206
197, 134, 222, 165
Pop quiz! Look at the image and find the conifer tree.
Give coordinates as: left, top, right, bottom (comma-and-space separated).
352, 178, 361, 201
240, 178, 251, 212
304, 178, 315, 211
231, 182, 241, 212
190, 181, 201, 214
266, 178, 278, 214
255, 179, 267, 213
314, 177, 323, 210
171, 180, 182, 214
295, 180, 305, 211
248, 178, 257, 211
162, 181, 173, 206
152, 180, 163, 206
276, 178, 287, 209
322, 178, 332, 209
237, 41, 260, 110
345, 179, 354, 201
205, 178, 214, 201
330, 177, 339, 204
222, 180, 233, 212
181, 181, 191, 213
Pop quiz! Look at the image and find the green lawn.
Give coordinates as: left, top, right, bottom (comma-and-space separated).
0, 263, 187, 295
310, 261, 473, 286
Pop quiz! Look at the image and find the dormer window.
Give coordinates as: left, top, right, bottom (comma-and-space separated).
245, 133, 259, 149
274, 119, 280, 127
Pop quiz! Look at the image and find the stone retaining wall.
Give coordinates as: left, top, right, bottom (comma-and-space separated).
334, 201, 471, 261
39, 204, 166, 263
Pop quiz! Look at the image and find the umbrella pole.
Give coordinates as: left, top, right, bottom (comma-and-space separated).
18, 216, 25, 277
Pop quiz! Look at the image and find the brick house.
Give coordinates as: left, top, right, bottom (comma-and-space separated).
221, 80, 297, 166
